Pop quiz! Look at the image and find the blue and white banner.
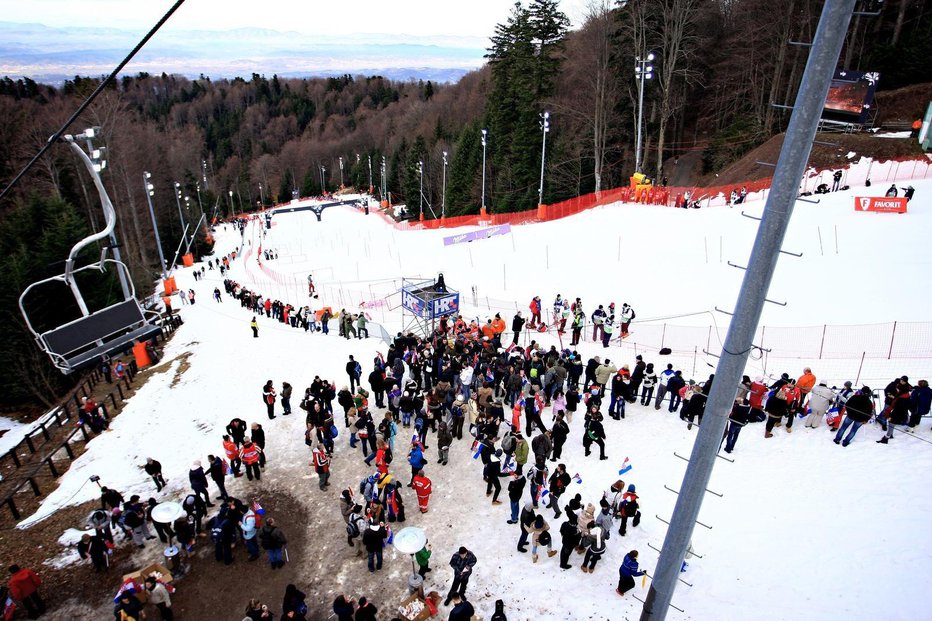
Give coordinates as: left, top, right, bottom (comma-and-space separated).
443, 224, 512, 246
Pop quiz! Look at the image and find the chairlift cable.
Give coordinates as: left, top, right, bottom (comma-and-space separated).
0, 0, 188, 203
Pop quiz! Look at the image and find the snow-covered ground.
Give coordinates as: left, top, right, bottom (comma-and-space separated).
25, 168, 932, 620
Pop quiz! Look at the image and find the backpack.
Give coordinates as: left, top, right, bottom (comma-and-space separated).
385, 447, 394, 464
659, 347, 672, 356
210, 519, 226, 543
354, 362, 362, 377
359, 478, 368, 495
346, 516, 360, 538
259, 527, 275, 550
530, 368, 539, 379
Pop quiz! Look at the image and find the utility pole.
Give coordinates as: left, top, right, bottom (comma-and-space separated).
441, 151, 448, 218
639, 2, 858, 619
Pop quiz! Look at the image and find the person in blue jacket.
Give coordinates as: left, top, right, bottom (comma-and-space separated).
617, 550, 647, 596
909, 379, 931, 428
408, 442, 426, 487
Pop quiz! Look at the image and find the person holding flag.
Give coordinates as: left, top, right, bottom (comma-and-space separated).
616, 550, 647, 596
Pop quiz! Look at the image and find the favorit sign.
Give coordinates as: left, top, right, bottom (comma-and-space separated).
854, 197, 908, 213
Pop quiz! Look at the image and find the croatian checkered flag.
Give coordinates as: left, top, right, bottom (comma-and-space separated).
537, 487, 549, 504
618, 457, 632, 476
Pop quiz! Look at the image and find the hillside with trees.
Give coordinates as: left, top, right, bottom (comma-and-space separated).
0, 0, 929, 409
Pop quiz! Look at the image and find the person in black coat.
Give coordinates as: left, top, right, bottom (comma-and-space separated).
511, 312, 526, 345
629, 357, 646, 403
506, 473, 526, 524
583, 412, 607, 460
332, 595, 355, 621
354, 597, 378, 621
143, 458, 166, 491
207, 455, 229, 500
251, 423, 267, 467
558, 518, 581, 569
550, 413, 569, 460
282, 584, 307, 617
833, 387, 874, 446
77, 533, 108, 571
368, 369, 385, 408
723, 399, 750, 453
189, 462, 213, 506
547, 464, 571, 519
226, 418, 247, 445
448, 594, 475, 621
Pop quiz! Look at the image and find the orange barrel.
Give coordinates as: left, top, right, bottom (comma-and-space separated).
163, 277, 177, 295
182, 253, 194, 267
132, 341, 151, 369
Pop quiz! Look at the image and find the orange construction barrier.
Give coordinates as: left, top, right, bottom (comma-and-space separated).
182, 253, 194, 267
163, 277, 177, 295
132, 341, 152, 369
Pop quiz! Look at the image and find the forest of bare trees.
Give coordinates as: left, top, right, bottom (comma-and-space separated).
0, 0, 928, 408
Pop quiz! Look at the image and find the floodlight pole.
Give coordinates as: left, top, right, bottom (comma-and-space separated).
441, 151, 448, 219
418, 161, 424, 219
481, 129, 488, 216
639, 2, 857, 620
634, 53, 655, 174
173, 182, 186, 232
143, 172, 167, 278
538, 112, 550, 206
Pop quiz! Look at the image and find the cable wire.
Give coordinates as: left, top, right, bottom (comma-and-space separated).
0, 0, 187, 203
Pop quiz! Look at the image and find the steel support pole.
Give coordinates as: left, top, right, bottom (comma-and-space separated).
639, 2, 856, 620
635, 67, 646, 173
144, 175, 167, 278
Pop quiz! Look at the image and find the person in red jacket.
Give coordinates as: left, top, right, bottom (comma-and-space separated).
412, 470, 433, 513
240, 438, 263, 481
529, 297, 542, 328
8, 564, 45, 619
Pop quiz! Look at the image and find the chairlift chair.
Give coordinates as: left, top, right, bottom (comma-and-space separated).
17, 132, 162, 375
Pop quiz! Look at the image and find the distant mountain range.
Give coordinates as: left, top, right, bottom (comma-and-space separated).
0, 22, 487, 84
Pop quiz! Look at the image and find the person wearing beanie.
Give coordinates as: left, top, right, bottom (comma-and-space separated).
618, 485, 641, 536
833, 386, 874, 446
528, 514, 557, 563
490, 599, 508, 621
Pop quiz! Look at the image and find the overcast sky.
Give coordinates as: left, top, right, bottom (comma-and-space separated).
0, 0, 592, 37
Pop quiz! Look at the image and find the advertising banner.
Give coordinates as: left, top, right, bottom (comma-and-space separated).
401, 288, 428, 318
430, 293, 460, 318
443, 224, 512, 246
854, 197, 908, 213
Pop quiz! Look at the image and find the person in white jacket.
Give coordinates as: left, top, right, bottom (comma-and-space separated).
240, 507, 260, 560
804, 382, 835, 428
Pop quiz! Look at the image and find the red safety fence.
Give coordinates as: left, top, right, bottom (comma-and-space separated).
257, 155, 929, 231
